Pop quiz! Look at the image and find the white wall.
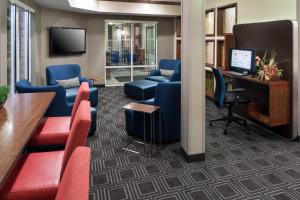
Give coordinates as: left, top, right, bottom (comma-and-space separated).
206, 0, 297, 24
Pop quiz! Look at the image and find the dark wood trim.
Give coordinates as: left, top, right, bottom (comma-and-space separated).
181, 148, 205, 162
99, 0, 181, 5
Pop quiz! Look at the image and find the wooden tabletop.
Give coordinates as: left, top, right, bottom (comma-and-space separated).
88, 76, 98, 81
0, 92, 55, 185
222, 71, 288, 86
123, 102, 159, 114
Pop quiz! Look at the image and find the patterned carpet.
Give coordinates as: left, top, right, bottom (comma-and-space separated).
88, 87, 300, 200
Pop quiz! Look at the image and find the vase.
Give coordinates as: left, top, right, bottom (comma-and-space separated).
0, 97, 7, 110
269, 75, 280, 81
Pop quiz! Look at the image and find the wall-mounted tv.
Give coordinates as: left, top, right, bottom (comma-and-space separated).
49, 27, 86, 56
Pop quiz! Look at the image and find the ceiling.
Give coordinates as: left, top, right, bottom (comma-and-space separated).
33, 0, 181, 16
97, 0, 181, 4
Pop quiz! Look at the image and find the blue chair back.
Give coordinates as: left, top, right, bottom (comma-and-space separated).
111, 51, 120, 64
211, 68, 225, 109
159, 59, 181, 72
154, 82, 181, 141
46, 64, 81, 85
16, 80, 72, 117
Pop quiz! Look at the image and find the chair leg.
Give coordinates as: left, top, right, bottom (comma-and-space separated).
209, 116, 228, 126
233, 116, 250, 134
223, 120, 231, 135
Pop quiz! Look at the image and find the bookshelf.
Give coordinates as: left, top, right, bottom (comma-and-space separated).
205, 3, 237, 98
175, 16, 181, 59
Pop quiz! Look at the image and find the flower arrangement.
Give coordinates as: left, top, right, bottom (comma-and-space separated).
0, 86, 9, 108
255, 49, 283, 81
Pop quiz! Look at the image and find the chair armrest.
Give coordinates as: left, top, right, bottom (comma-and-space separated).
149, 69, 161, 76
169, 71, 181, 81
80, 77, 93, 86
227, 88, 245, 93
138, 98, 155, 105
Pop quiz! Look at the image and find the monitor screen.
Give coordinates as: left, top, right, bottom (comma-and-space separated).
230, 49, 255, 72
50, 27, 86, 56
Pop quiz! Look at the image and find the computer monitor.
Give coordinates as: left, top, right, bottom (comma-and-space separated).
229, 48, 256, 74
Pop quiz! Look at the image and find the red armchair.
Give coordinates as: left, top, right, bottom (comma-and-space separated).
0, 101, 91, 200
29, 82, 90, 147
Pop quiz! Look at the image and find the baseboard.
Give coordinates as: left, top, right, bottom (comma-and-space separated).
181, 147, 205, 162
94, 84, 105, 88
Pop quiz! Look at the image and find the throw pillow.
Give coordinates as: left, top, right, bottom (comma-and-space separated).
160, 69, 175, 77
56, 77, 80, 89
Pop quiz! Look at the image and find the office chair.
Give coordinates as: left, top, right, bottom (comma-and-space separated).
209, 67, 250, 135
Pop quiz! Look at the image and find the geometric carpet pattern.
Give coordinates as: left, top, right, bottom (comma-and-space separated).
88, 87, 300, 200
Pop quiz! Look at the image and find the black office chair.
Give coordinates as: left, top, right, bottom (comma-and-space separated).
209, 67, 250, 135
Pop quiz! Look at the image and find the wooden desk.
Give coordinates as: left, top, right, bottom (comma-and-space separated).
223, 71, 290, 128
0, 92, 55, 185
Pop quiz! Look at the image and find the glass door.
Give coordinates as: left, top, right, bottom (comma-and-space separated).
105, 21, 157, 86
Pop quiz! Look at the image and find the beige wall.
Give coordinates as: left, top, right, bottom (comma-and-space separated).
206, 0, 297, 24
40, 8, 175, 85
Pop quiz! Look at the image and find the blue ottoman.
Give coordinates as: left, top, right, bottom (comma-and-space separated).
124, 80, 158, 100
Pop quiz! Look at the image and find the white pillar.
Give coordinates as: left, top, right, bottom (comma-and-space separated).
297, 0, 300, 139
181, 0, 206, 162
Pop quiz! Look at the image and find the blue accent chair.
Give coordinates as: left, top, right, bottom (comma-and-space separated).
125, 82, 181, 143
209, 67, 249, 135
46, 64, 98, 107
146, 59, 181, 82
16, 80, 97, 136
16, 80, 73, 117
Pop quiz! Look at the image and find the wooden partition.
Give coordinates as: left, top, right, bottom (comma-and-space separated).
228, 20, 295, 138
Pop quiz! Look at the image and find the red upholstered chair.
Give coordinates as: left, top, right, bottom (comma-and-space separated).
0, 101, 91, 200
29, 82, 90, 147
55, 147, 90, 200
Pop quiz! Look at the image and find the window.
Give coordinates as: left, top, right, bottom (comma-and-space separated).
7, 2, 33, 91
105, 21, 157, 86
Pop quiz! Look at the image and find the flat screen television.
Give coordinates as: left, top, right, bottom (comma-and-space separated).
229, 48, 256, 74
49, 27, 86, 56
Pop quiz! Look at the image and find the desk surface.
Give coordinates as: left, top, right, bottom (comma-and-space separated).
222, 71, 288, 86
123, 102, 159, 114
0, 92, 55, 185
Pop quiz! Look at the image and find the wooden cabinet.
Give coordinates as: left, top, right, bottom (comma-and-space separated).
223, 71, 290, 127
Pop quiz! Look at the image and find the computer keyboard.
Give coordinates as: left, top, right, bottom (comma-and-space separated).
226, 71, 246, 76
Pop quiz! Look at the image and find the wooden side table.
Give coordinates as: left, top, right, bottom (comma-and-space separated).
88, 76, 98, 85
122, 102, 161, 157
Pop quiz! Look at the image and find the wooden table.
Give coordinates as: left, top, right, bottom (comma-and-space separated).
88, 76, 98, 85
0, 92, 55, 185
123, 102, 160, 156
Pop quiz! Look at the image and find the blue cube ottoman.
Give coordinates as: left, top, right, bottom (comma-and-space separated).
124, 80, 158, 100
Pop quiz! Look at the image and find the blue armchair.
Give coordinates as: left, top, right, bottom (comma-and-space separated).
16, 80, 73, 117
46, 64, 98, 107
16, 80, 97, 136
146, 59, 181, 82
125, 82, 181, 143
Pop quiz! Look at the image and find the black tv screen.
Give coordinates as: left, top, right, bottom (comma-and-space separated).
49, 27, 86, 56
